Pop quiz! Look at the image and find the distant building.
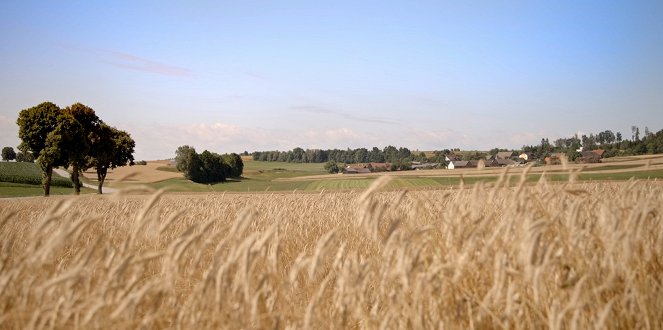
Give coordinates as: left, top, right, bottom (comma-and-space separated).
496, 159, 516, 167
496, 151, 515, 160
484, 158, 499, 167
448, 160, 469, 169
343, 166, 371, 174
577, 151, 601, 164
445, 154, 463, 162
592, 149, 605, 157
411, 163, 439, 170
367, 163, 390, 172
518, 153, 537, 162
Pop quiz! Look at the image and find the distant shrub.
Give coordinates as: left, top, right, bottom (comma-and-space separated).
134, 160, 148, 165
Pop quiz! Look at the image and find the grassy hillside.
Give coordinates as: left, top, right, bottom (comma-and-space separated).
0, 162, 72, 187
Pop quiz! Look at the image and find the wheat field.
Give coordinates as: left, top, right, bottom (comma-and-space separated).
0, 173, 662, 329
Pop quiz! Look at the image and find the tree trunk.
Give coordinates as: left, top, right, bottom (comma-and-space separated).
72, 164, 81, 195
42, 165, 52, 197
97, 167, 107, 194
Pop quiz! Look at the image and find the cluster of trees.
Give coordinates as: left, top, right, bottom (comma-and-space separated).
16, 102, 135, 195
175, 146, 243, 184
522, 127, 663, 161
2, 146, 35, 162
252, 146, 447, 165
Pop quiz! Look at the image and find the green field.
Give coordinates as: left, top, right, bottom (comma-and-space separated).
146, 161, 327, 192
0, 182, 94, 197
0, 162, 72, 187
4, 160, 663, 197
243, 161, 326, 173
581, 164, 643, 171
145, 160, 663, 193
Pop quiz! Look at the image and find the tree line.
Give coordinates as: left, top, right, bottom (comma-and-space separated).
522, 127, 663, 161
252, 126, 663, 166
2, 146, 35, 162
175, 146, 244, 184
252, 146, 446, 166
16, 102, 135, 196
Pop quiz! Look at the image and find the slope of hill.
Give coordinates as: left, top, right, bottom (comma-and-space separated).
0, 162, 72, 187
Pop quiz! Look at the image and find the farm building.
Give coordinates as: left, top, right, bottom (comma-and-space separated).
518, 153, 537, 162
343, 166, 371, 174
577, 151, 602, 164
411, 163, 440, 170
496, 151, 516, 160
448, 160, 469, 170
445, 154, 463, 162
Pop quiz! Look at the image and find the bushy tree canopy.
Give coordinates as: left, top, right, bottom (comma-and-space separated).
175, 146, 243, 183
1, 147, 16, 162
87, 123, 135, 194
16, 101, 134, 196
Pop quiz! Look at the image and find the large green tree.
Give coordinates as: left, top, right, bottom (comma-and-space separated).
222, 153, 244, 178
16, 102, 63, 196
175, 145, 203, 181
87, 124, 135, 194
63, 103, 101, 194
1, 147, 16, 162
199, 150, 228, 183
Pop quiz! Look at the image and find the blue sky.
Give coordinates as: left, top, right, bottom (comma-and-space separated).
1, 1, 662, 160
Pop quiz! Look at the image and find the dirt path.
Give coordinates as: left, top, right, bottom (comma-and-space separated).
53, 168, 118, 194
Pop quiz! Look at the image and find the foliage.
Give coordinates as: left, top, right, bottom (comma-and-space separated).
524, 127, 663, 160
16, 102, 61, 159
61, 104, 98, 193
87, 123, 136, 193
16, 102, 134, 195
0, 162, 72, 187
198, 150, 229, 183
253, 145, 422, 164
2, 147, 16, 161
175, 146, 243, 183
15, 151, 34, 162
222, 153, 244, 178
323, 160, 340, 174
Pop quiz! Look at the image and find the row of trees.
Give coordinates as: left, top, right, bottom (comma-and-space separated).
175, 146, 243, 184
252, 127, 663, 168
16, 102, 135, 195
522, 127, 663, 161
252, 146, 443, 165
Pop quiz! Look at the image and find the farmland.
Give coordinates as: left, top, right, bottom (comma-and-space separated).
3, 155, 663, 197
1, 174, 661, 328
0, 162, 72, 187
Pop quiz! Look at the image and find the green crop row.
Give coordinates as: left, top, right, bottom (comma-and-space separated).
0, 162, 72, 187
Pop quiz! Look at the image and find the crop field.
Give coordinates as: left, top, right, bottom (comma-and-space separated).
0, 162, 72, 188
0, 174, 661, 328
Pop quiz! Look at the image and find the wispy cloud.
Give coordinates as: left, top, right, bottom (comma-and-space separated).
290, 105, 398, 125
121, 120, 387, 160
102, 50, 193, 77
59, 44, 193, 77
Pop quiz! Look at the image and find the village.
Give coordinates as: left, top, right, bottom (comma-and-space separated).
342, 149, 606, 174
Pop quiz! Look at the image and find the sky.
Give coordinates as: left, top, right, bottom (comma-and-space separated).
1, 1, 662, 160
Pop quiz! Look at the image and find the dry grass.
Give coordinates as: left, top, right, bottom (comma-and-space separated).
0, 172, 662, 329
81, 160, 182, 184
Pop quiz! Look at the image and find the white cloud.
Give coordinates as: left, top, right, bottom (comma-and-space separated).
0, 115, 20, 149
2, 113, 570, 161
